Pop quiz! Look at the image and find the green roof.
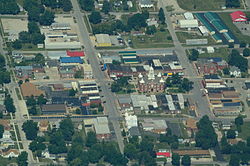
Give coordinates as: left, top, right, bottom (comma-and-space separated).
195, 13, 215, 33
123, 59, 139, 63
119, 51, 136, 54
212, 33, 222, 41
223, 32, 234, 42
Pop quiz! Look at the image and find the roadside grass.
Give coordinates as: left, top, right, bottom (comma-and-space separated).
219, 12, 250, 43
83, 15, 92, 33
177, 0, 230, 11
0, 156, 17, 165
15, 125, 21, 141
15, 88, 22, 100
238, 122, 250, 140
130, 30, 174, 48
176, 31, 217, 45
198, 47, 230, 61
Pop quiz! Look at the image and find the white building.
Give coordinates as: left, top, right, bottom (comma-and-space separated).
139, 0, 153, 8
184, 12, 194, 20
230, 66, 241, 77
82, 64, 93, 79
179, 19, 199, 28
125, 113, 138, 130
198, 26, 209, 36
207, 46, 215, 53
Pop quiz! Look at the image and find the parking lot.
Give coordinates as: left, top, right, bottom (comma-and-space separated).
234, 21, 250, 36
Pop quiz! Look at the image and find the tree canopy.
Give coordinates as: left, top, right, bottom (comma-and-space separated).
4, 95, 16, 113
0, 0, 20, 15
79, 0, 94, 11
228, 49, 248, 72
195, 115, 218, 149
89, 11, 102, 24
17, 151, 28, 166
158, 8, 165, 24
39, 10, 55, 26
0, 125, 4, 139
102, 1, 111, 14
243, 48, 250, 57
226, 0, 240, 8
22, 120, 38, 140
59, 118, 75, 141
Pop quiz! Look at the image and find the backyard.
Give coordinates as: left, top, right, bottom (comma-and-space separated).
198, 47, 230, 61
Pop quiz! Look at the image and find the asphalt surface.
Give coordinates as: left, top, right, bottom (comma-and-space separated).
70, 0, 124, 153
158, 0, 213, 118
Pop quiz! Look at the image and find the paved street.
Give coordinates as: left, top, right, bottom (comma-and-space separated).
70, 0, 124, 153
159, 0, 213, 118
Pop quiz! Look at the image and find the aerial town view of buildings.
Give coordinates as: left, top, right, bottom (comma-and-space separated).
0, 0, 250, 165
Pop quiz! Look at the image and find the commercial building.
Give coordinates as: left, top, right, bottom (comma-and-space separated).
142, 119, 167, 134
60, 57, 83, 65
82, 64, 93, 79
93, 117, 111, 139
95, 34, 112, 47
41, 104, 67, 115
79, 80, 99, 95
172, 149, 214, 161
66, 50, 84, 57
179, 19, 199, 28
125, 113, 138, 130
186, 39, 208, 45
204, 12, 228, 33
230, 11, 247, 22
51, 23, 71, 30
44, 32, 81, 49
184, 12, 194, 20
198, 26, 209, 36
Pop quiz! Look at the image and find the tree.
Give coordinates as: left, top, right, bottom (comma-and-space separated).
22, 120, 38, 140
189, 49, 199, 61
0, 125, 4, 139
26, 96, 36, 107
89, 11, 102, 24
229, 49, 248, 72
12, 40, 22, 49
223, 68, 230, 75
59, 0, 73, 12
59, 118, 74, 141
48, 130, 67, 154
243, 48, 250, 57
29, 137, 46, 152
31, 33, 45, 45
28, 106, 38, 115
226, 0, 240, 8
19, 31, 31, 43
181, 155, 191, 166
127, 13, 147, 30
69, 88, 77, 96
17, 152, 28, 166
34, 53, 45, 65
79, 0, 94, 11
195, 115, 218, 149
158, 8, 165, 24
39, 10, 55, 26
124, 143, 138, 159
235, 116, 244, 126
4, 95, 16, 113
28, 22, 40, 34
102, 1, 110, 14
181, 78, 193, 92
0, 0, 20, 15
37, 94, 47, 105
0, 71, 10, 84
227, 129, 236, 139
229, 154, 240, 166
146, 25, 157, 35
86, 131, 97, 147
172, 153, 180, 166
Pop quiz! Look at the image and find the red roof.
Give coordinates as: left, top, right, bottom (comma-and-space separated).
66, 50, 85, 57
156, 152, 171, 157
230, 11, 247, 22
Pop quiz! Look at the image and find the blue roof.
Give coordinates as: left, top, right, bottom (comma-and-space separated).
60, 57, 83, 64
223, 102, 241, 107
208, 57, 222, 63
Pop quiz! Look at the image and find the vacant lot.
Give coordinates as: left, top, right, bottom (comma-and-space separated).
130, 31, 174, 48
176, 32, 217, 45
219, 12, 250, 43
177, 0, 225, 11
198, 47, 230, 61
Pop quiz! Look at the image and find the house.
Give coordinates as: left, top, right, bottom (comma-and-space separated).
139, 0, 153, 8
39, 120, 49, 132
41, 104, 67, 115
146, 18, 159, 27
128, 126, 141, 137
0, 120, 11, 131
229, 66, 241, 77
230, 11, 247, 22
0, 149, 19, 158
15, 66, 33, 79
32, 64, 45, 73
185, 118, 198, 133
207, 46, 215, 53
20, 82, 44, 98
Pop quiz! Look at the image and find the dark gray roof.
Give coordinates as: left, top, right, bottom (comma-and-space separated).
129, 127, 141, 136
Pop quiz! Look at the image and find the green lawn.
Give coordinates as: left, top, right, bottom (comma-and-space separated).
176, 32, 217, 45
131, 31, 174, 48
198, 47, 230, 61
238, 122, 250, 140
177, 0, 228, 11
0, 157, 17, 165
219, 12, 250, 43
